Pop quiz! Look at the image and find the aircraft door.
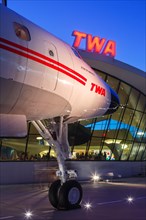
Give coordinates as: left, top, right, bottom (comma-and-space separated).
0, 7, 28, 113
11, 21, 47, 118
21, 39, 59, 92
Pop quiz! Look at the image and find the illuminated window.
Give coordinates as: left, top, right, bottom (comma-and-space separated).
14, 22, 31, 41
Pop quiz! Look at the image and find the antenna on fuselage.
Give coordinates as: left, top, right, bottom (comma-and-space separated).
2, 0, 7, 6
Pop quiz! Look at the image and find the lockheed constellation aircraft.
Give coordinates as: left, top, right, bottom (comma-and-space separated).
0, 4, 119, 210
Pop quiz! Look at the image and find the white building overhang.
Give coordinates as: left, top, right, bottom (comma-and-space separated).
79, 49, 146, 95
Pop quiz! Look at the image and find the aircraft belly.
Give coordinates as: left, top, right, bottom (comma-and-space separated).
3, 80, 72, 120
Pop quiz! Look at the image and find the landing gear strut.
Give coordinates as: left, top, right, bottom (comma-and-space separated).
32, 117, 83, 210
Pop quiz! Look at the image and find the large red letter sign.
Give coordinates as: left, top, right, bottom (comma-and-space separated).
72, 30, 87, 48
102, 40, 116, 57
87, 34, 106, 53
72, 30, 116, 58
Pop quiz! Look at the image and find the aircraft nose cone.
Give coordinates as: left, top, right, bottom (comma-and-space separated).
104, 87, 120, 115
110, 87, 120, 109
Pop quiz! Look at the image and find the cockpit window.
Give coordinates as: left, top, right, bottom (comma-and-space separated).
13, 22, 31, 41
71, 47, 82, 59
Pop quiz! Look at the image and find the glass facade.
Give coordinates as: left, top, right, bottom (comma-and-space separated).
0, 69, 146, 161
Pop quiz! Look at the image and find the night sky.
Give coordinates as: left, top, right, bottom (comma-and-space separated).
2, 0, 146, 71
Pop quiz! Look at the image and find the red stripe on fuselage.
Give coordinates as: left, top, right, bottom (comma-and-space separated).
0, 43, 86, 86
0, 37, 87, 84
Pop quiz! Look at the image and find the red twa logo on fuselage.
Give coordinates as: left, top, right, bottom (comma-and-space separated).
90, 83, 106, 96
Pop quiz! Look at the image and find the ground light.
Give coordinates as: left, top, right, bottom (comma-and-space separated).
24, 210, 33, 219
127, 196, 134, 204
83, 202, 92, 210
91, 172, 100, 182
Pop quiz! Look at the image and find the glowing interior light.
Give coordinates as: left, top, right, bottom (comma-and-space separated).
91, 172, 100, 182
127, 196, 134, 204
24, 210, 33, 219
84, 202, 92, 210
36, 136, 43, 140
137, 131, 144, 136
122, 144, 127, 149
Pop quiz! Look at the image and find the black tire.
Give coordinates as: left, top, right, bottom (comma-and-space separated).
58, 180, 82, 209
48, 180, 61, 209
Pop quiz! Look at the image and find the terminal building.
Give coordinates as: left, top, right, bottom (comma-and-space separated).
78, 49, 146, 161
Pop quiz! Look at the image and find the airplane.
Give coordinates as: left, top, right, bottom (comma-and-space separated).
0, 3, 120, 210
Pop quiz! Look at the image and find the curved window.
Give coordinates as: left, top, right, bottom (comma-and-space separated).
13, 22, 31, 41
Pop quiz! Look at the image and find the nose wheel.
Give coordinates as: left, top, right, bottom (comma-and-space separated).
32, 119, 82, 210
49, 180, 82, 210
48, 180, 61, 209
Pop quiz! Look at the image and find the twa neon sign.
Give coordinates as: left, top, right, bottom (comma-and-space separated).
72, 30, 116, 57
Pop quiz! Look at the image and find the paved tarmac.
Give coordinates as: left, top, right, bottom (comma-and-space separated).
0, 177, 146, 220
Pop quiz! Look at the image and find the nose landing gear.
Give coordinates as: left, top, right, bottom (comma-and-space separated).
32, 118, 83, 210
